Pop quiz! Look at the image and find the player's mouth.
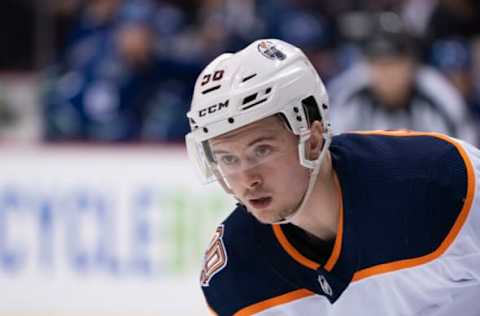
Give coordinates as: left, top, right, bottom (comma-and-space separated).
249, 196, 272, 209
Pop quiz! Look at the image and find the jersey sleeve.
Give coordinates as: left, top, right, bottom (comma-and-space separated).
200, 206, 258, 315
199, 206, 302, 315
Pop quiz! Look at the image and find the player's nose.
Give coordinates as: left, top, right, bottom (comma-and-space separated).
241, 168, 263, 189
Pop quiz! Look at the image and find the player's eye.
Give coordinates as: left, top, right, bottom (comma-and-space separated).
254, 145, 272, 158
219, 154, 240, 166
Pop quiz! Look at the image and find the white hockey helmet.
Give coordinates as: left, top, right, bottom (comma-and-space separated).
186, 39, 331, 196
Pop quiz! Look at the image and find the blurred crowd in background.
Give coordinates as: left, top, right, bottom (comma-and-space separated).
0, 0, 480, 145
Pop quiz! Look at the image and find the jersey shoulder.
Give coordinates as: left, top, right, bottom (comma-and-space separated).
332, 131, 468, 196
332, 131, 470, 269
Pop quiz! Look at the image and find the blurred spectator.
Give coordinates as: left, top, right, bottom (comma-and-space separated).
431, 38, 480, 145
328, 12, 477, 144
424, 0, 480, 144
0, 0, 476, 144
171, 0, 263, 64
43, 0, 201, 142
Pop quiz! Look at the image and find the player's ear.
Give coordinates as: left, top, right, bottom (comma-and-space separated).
308, 120, 324, 160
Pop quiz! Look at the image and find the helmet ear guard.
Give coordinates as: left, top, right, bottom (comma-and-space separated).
298, 95, 331, 169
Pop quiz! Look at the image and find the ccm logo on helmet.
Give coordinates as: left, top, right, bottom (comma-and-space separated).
198, 100, 229, 117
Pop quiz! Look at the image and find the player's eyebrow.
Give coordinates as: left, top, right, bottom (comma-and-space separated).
212, 135, 277, 155
247, 135, 276, 147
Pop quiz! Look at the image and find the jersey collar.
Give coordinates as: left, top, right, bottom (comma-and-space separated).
254, 172, 359, 303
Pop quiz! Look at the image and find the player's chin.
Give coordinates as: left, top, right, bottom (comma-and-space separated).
249, 207, 289, 224
252, 212, 276, 224
244, 204, 270, 222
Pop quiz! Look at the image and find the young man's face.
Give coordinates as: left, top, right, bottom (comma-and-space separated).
209, 116, 310, 223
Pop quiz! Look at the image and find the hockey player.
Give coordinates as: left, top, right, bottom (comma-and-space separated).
185, 39, 480, 315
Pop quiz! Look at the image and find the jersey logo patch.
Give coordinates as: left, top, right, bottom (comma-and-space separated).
318, 275, 333, 297
200, 225, 228, 287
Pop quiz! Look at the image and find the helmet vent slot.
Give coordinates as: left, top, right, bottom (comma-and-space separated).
242, 97, 267, 110
202, 85, 221, 94
242, 93, 258, 105
301, 96, 322, 126
242, 73, 257, 82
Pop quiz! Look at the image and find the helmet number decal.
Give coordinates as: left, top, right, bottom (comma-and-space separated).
200, 225, 228, 287
201, 70, 224, 86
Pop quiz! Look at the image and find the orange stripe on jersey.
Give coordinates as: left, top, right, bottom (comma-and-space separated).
272, 224, 320, 270
351, 130, 475, 282
353, 129, 414, 136
272, 172, 346, 272
234, 289, 315, 316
